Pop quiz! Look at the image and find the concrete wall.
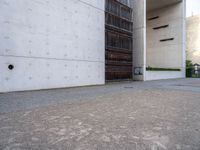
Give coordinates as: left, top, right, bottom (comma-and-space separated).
132, 0, 146, 81
145, 71, 184, 80
145, 0, 186, 80
146, 2, 184, 69
0, 0, 105, 92
187, 14, 200, 64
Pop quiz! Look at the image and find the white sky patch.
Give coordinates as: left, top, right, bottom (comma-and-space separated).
187, 0, 200, 17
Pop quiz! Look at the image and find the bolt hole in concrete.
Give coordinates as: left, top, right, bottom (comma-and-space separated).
8, 64, 14, 70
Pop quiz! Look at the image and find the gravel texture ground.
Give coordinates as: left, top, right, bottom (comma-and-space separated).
0, 78, 200, 150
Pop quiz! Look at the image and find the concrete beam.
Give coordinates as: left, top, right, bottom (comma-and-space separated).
147, 0, 182, 12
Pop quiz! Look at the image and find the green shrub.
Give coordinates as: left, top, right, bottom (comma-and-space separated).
146, 67, 181, 71
186, 60, 194, 77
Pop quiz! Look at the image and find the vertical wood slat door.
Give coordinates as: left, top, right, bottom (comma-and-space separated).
105, 0, 133, 81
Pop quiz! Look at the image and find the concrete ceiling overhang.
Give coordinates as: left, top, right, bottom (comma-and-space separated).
147, 0, 182, 12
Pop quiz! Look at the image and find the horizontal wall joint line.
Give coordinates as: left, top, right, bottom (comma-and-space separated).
0, 54, 104, 63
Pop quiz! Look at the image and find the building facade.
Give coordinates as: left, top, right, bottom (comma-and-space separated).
0, 0, 186, 92
105, 0, 133, 80
133, 0, 186, 81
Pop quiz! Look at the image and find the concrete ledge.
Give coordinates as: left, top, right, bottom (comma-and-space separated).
145, 70, 185, 80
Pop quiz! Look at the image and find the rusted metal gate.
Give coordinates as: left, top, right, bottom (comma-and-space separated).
105, 0, 133, 80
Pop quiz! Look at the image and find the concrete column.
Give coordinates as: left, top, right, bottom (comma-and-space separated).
132, 0, 146, 81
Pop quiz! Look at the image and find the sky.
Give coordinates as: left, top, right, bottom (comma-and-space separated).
187, 0, 200, 17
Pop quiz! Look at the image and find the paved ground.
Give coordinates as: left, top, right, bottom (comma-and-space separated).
0, 78, 200, 150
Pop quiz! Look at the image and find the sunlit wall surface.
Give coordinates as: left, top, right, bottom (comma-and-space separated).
0, 0, 105, 92
187, 14, 200, 64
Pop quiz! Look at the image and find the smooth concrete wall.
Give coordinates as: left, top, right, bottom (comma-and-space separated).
145, 71, 184, 80
0, 0, 105, 92
145, 0, 186, 80
147, 2, 184, 69
132, 0, 146, 81
187, 14, 200, 64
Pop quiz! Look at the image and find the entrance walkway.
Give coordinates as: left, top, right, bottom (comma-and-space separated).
1, 78, 200, 113
0, 79, 200, 149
